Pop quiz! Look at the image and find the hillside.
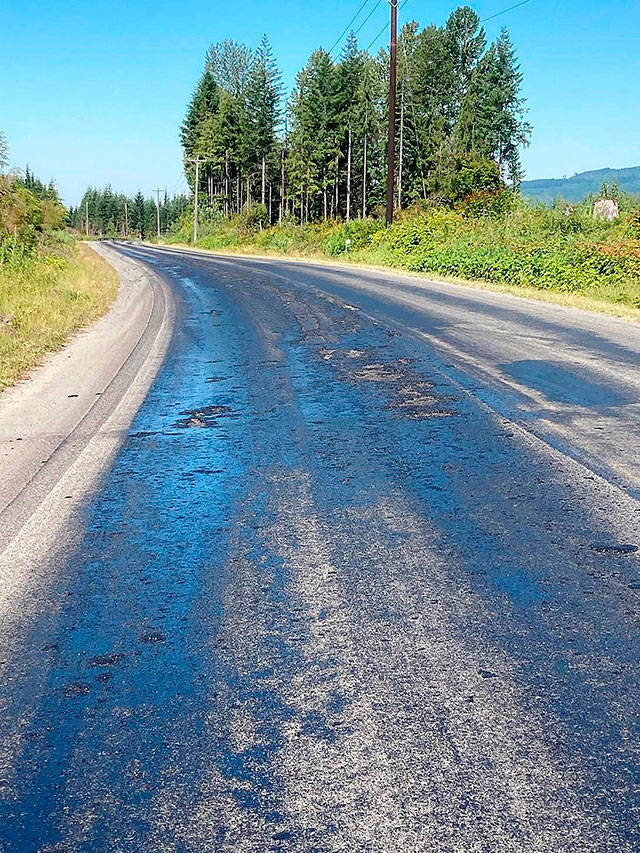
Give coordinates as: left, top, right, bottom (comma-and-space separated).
522, 166, 640, 204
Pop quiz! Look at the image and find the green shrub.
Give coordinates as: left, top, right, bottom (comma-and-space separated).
236, 204, 269, 235
323, 219, 384, 255
457, 188, 516, 220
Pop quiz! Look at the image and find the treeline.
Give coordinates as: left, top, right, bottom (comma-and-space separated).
68, 187, 190, 238
181, 6, 530, 226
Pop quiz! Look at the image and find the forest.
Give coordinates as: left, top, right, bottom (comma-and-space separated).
179, 6, 530, 226
169, 10, 640, 310
67, 187, 189, 239
4, 7, 639, 315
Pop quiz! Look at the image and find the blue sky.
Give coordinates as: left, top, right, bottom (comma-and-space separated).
2, 0, 639, 205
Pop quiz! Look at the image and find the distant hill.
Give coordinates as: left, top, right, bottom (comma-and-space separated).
521, 166, 640, 205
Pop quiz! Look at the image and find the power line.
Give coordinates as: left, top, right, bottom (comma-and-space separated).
366, 0, 531, 52
328, 0, 371, 55
352, 0, 384, 43
481, 0, 530, 23
366, 0, 410, 52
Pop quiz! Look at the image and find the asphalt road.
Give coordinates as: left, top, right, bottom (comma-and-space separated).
2, 242, 640, 852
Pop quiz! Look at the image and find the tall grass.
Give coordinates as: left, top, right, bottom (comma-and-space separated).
0, 242, 118, 389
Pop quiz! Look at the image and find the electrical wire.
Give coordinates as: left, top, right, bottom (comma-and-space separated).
330, 0, 385, 57
481, 0, 530, 23
328, 0, 372, 55
366, 0, 531, 53
365, 0, 410, 52
343, 0, 384, 51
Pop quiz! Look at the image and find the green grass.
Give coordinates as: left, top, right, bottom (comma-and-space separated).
0, 242, 118, 389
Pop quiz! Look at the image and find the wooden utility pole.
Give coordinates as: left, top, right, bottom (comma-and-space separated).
346, 125, 352, 222
224, 149, 230, 217
154, 188, 163, 239
187, 158, 202, 243
397, 81, 404, 210
362, 133, 368, 218
124, 200, 129, 237
85, 200, 89, 236
386, 0, 398, 226
187, 157, 212, 240
280, 145, 285, 223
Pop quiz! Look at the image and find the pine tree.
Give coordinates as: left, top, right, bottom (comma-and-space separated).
132, 191, 146, 239
336, 33, 365, 219
175, 7, 533, 224
246, 35, 282, 207
356, 56, 384, 215
288, 49, 338, 221
456, 28, 530, 186
181, 68, 220, 199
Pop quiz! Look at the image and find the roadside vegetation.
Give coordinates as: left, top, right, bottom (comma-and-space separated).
155, 7, 640, 313
68, 5, 640, 315
166, 186, 640, 312
0, 144, 117, 390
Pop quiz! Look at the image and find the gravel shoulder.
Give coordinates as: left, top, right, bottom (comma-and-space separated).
0, 241, 174, 565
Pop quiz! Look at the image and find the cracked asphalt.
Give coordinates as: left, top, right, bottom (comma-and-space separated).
2, 243, 640, 851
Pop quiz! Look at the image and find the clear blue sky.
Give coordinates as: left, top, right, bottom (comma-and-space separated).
1, 0, 638, 205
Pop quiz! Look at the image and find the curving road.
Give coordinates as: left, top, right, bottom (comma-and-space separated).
1, 242, 640, 851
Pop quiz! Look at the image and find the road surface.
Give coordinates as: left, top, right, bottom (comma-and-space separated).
1, 242, 640, 852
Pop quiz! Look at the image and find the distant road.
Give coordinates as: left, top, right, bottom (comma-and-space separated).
1, 242, 640, 850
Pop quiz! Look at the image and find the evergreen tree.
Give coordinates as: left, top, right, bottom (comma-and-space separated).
288, 49, 338, 221
177, 9, 532, 223
336, 33, 365, 219
483, 29, 531, 185
132, 191, 146, 239
246, 35, 282, 206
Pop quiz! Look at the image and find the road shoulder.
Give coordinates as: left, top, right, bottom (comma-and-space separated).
0, 243, 174, 550
156, 240, 640, 325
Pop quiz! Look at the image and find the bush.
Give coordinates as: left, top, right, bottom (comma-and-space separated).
236, 204, 269, 235
429, 154, 504, 204
457, 188, 516, 219
323, 219, 384, 255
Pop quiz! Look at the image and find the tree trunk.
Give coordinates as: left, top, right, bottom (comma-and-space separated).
261, 155, 266, 206
280, 145, 285, 223
346, 125, 352, 222
362, 134, 367, 218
